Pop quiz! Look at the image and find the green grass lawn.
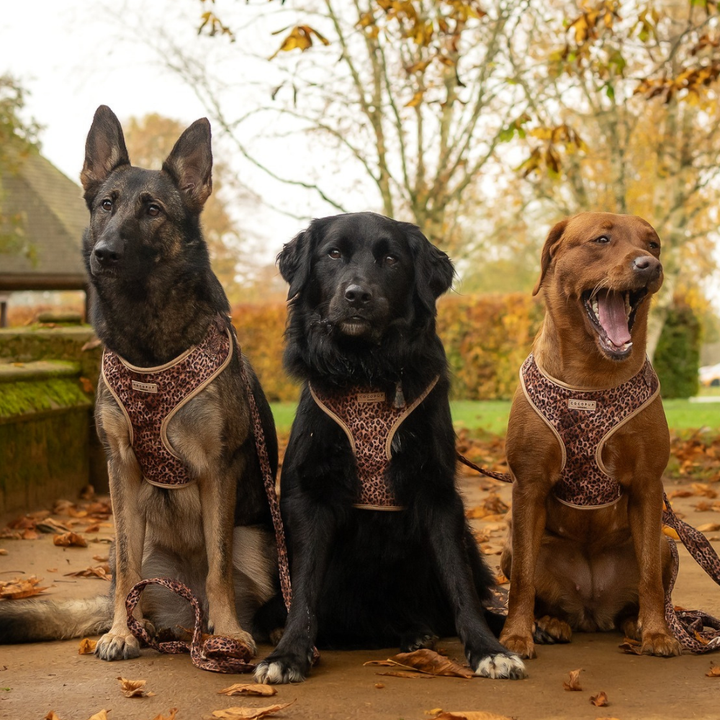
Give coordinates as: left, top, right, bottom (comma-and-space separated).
270, 397, 720, 435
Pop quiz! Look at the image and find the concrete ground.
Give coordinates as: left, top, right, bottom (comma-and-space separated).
1, 473, 719, 720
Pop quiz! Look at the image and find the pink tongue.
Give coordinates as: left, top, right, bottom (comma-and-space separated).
597, 292, 631, 347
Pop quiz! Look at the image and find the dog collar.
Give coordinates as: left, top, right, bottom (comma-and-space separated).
520, 354, 660, 509
102, 321, 233, 489
310, 376, 439, 510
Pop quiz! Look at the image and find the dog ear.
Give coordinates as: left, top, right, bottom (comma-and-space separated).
80, 106, 131, 209
404, 224, 455, 314
278, 228, 313, 300
162, 118, 213, 212
532, 218, 568, 296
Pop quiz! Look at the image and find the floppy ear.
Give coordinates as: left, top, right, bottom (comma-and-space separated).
80, 105, 131, 209
278, 226, 314, 301
162, 118, 213, 212
532, 218, 568, 296
404, 224, 455, 314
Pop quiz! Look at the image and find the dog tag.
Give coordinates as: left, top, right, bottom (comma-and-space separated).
131, 380, 158, 394
568, 398, 596, 411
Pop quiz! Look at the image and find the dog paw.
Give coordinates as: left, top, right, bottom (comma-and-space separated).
533, 615, 572, 645
499, 632, 536, 659
400, 631, 438, 653
641, 632, 682, 657
255, 652, 309, 684
95, 631, 141, 661
475, 653, 527, 680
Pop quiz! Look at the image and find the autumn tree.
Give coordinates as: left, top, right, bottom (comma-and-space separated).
0, 74, 40, 256
500, 0, 720, 356
123, 112, 254, 304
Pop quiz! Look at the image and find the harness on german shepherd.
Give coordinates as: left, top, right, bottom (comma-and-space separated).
102, 318, 232, 488
458, 354, 720, 654
309, 377, 439, 510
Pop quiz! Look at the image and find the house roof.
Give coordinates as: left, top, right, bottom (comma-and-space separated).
0, 150, 88, 291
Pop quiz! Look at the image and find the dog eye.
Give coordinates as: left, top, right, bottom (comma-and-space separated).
101, 199, 112, 212
328, 248, 342, 259
383, 254, 398, 266
649, 241, 659, 250
593, 235, 610, 244
147, 204, 161, 218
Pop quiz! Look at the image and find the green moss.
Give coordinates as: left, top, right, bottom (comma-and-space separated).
0, 378, 91, 418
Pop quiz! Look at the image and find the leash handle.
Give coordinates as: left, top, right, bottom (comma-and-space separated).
125, 577, 255, 673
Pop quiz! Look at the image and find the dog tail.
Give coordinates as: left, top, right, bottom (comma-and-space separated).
0, 595, 112, 644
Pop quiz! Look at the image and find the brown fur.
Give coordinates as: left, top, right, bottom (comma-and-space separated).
499, 212, 681, 659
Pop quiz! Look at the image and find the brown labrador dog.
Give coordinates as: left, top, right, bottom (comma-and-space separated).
499, 212, 682, 659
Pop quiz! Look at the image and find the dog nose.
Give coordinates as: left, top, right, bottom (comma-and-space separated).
632, 255, 661, 277
93, 238, 123, 266
344, 283, 372, 306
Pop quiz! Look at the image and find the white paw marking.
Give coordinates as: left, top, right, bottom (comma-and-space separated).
475, 653, 526, 680
255, 660, 305, 685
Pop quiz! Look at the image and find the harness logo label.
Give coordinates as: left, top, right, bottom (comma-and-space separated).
568, 398, 596, 411
357, 391, 386, 404
131, 380, 158, 394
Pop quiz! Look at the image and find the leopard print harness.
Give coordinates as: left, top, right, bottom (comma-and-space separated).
310, 377, 439, 510
520, 354, 660, 509
102, 320, 233, 488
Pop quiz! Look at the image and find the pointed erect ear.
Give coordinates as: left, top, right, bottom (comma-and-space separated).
532, 218, 569, 296
162, 118, 213, 212
80, 105, 130, 209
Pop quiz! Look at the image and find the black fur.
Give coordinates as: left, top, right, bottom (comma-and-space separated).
256, 212, 524, 683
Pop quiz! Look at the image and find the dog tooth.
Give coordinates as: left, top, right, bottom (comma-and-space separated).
592, 299, 599, 317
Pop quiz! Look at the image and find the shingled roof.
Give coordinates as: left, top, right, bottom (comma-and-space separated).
0, 150, 88, 291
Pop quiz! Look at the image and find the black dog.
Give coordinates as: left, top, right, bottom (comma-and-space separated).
255, 212, 525, 683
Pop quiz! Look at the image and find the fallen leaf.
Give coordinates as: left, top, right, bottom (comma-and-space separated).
65, 564, 111, 580
479, 543, 503, 555
117, 676, 154, 698
93, 554, 109, 562
494, 570, 509, 585
0, 575, 50, 599
87, 712, 109, 720
563, 668, 583, 691
53, 532, 87, 548
211, 702, 294, 719
365, 648, 473, 678
375, 683, 385, 688
590, 691, 609, 706
667, 489, 693, 499
22, 528, 39, 540
692, 482, 717, 498
78, 638, 97, 654
52, 499, 76, 515
0, 549, 7, 556
35, 518, 73, 534
706, 666, 720, 677
662, 526, 680, 540
151, 711, 178, 720
47, 568, 58, 573
218, 684, 277, 697
84, 524, 100, 533
79, 484, 96, 500
618, 638, 643, 655
697, 523, 720, 533
44, 713, 62, 720
433, 712, 514, 720
376, 670, 435, 678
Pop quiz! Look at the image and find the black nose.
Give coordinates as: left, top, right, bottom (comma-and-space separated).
93, 238, 123, 266
344, 283, 372, 307
632, 255, 661, 277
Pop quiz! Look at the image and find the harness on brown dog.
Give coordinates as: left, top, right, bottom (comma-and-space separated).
310, 377, 439, 510
520, 353, 660, 509
102, 319, 232, 488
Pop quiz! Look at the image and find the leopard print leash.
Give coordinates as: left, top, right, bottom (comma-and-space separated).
125, 578, 255, 673
456, 457, 720, 653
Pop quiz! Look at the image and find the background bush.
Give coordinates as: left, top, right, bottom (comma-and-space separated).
654, 300, 701, 399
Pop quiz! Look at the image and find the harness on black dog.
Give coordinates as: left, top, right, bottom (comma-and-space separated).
101, 318, 232, 488
310, 377, 439, 510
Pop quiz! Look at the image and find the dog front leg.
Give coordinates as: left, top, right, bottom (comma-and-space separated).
499, 479, 549, 659
96, 460, 146, 661
255, 503, 335, 684
428, 499, 526, 679
198, 471, 256, 654
627, 483, 681, 656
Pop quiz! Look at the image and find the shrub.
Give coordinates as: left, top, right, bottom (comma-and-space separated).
654, 301, 701, 399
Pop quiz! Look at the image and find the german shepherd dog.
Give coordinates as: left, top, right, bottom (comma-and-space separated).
254, 212, 526, 683
0, 106, 278, 660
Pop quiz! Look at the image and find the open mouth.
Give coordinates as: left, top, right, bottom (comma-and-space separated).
338, 316, 371, 337
582, 287, 648, 359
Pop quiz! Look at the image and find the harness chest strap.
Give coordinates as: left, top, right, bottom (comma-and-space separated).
310, 376, 439, 510
520, 354, 660, 509
102, 321, 233, 488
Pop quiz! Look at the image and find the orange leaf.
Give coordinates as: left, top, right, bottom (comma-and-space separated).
590, 690, 609, 706
563, 668, 583, 691
218, 684, 277, 697
365, 648, 473, 678
211, 702, 295, 719
78, 638, 97, 655
706, 666, 720, 677
0, 575, 50, 599
117, 676, 154, 698
53, 532, 87, 548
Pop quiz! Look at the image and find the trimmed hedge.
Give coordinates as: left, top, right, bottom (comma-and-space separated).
231, 293, 543, 402
654, 301, 701, 399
